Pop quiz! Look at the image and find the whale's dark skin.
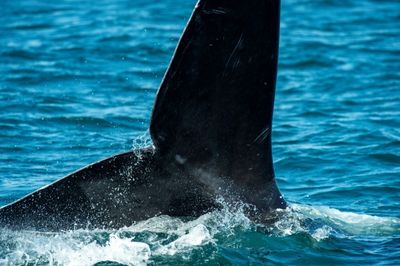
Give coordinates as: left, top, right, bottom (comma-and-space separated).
0, 0, 285, 231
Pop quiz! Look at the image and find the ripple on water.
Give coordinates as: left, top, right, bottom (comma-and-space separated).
0, 0, 399, 264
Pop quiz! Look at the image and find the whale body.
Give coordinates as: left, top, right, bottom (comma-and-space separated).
0, 0, 285, 231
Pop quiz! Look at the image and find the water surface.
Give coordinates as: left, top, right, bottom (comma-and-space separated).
0, 0, 399, 265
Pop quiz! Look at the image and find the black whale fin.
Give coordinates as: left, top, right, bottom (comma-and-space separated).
151, 0, 284, 209
0, 0, 285, 231
0, 149, 159, 230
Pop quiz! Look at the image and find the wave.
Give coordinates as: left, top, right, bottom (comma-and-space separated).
1, 201, 398, 265
276, 204, 400, 238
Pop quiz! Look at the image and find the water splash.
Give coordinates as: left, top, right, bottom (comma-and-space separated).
155, 224, 212, 256
291, 204, 400, 236
1, 201, 398, 265
271, 203, 400, 241
131, 131, 152, 152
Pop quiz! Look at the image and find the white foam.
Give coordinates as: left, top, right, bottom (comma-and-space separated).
291, 204, 400, 235
271, 203, 400, 241
0, 200, 254, 265
311, 226, 332, 241
127, 215, 185, 234
1, 231, 150, 266
54, 235, 150, 266
1, 202, 398, 264
156, 224, 212, 256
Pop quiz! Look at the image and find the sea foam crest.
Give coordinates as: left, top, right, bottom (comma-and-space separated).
0, 201, 398, 265
0, 199, 251, 265
291, 204, 400, 236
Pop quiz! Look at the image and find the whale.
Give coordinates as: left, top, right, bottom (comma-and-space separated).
0, 0, 286, 231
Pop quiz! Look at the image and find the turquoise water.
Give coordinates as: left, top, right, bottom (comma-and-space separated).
1, 0, 399, 265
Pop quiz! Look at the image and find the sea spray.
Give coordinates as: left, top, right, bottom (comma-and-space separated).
1, 201, 399, 265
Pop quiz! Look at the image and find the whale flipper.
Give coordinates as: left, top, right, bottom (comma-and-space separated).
0, 0, 285, 231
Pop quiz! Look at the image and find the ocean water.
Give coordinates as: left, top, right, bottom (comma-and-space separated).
0, 0, 399, 265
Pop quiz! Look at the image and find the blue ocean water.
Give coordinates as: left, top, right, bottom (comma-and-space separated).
0, 0, 399, 265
